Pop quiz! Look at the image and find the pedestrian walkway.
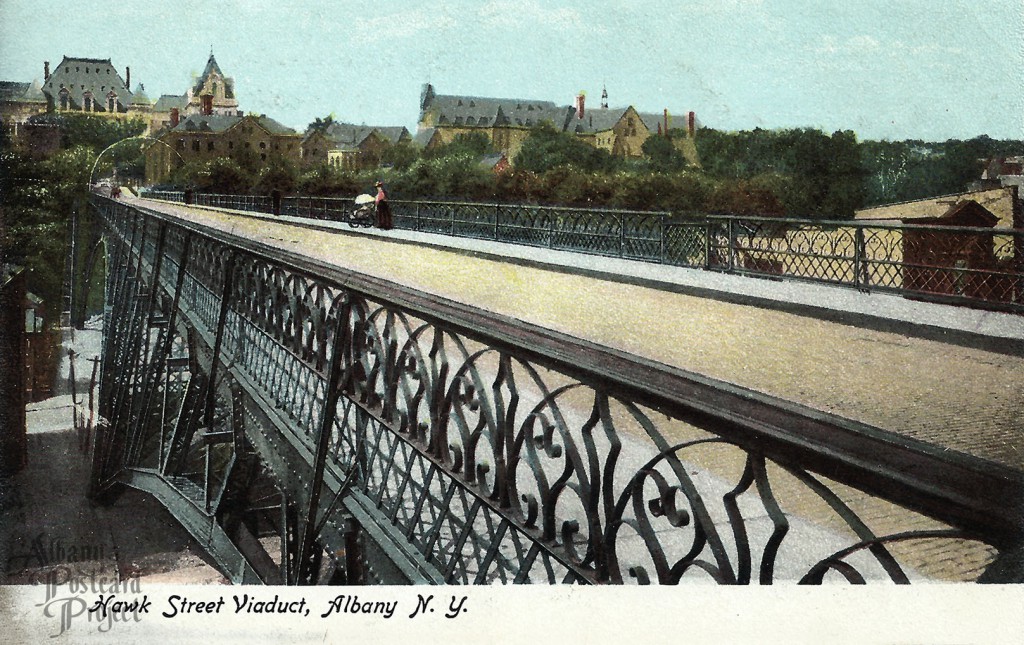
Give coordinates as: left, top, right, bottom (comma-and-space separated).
281, 205, 1024, 355
135, 195, 1024, 472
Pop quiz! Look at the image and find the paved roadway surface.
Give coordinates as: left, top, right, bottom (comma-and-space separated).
137, 197, 1024, 470
132, 197, 1024, 582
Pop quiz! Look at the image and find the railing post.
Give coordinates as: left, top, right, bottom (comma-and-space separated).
619, 214, 626, 259
495, 204, 500, 241
728, 218, 736, 271
704, 219, 712, 269
854, 225, 866, 290
416, 203, 421, 232
660, 214, 666, 264
297, 298, 350, 584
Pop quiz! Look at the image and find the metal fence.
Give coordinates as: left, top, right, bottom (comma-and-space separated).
91, 195, 1024, 584
139, 190, 1024, 313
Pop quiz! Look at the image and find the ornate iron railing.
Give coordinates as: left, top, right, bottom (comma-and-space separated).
92, 195, 1024, 584
139, 190, 1024, 314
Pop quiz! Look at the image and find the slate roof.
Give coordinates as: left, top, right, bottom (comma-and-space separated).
172, 114, 242, 133
0, 79, 47, 104
130, 83, 151, 106
23, 79, 46, 103
153, 94, 188, 112
192, 54, 235, 99
307, 122, 410, 147
43, 56, 132, 110
170, 113, 297, 136
422, 85, 574, 131
413, 127, 438, 148
567, 107, 632, 134
0, 81, 30, 101
255, 115, 298, 135
637, 111, 700, 134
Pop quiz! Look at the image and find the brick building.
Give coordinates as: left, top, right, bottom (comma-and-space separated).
145, 113, 301, 184
301, 122, 411, 170
417, 83, 698, 161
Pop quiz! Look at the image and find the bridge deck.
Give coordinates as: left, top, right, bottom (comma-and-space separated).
132, 196, 1023, 474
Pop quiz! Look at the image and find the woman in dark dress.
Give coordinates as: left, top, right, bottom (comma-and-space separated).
374, 181, 393, 230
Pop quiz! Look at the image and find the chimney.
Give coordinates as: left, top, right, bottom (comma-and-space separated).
688, 111, 696, 137
125, 66, 130, 89
170, 108, 179, 127
576, 92, 585, 120
44, 61, 50, 81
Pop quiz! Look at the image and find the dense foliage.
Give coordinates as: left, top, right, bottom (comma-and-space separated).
1, 113, 146, 324
157, 123, 1023, 220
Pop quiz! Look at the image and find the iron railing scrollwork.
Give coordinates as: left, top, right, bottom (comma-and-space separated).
94, 194, 1024, 584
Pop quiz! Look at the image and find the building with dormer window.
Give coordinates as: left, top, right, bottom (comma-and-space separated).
145, 113, 301, 184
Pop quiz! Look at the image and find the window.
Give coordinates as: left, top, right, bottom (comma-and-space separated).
259, 142, 266, 149
260, 153, 267, 161
59, 88, 69, 110
177, 139, 185, 150
83, 91, 94, 112
192, 140, 200, 151
207, 141, 215, 151
228, 141, 234, 149
108, 95, 115, 112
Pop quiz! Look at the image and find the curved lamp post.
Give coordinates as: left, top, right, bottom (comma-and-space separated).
88, 135, 185, 192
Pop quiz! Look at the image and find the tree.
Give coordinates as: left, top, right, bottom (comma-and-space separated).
515, 123, 616, 174
641, 135, 686, 173
252, 156, 299, 195
29, 113, 147, 152
425, 131, 493, 159
380, 140, 420, 170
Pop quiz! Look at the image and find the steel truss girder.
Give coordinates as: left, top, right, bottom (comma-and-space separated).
86, 196, 1024, 586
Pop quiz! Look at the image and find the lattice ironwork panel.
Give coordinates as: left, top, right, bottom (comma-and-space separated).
90, 197, 1023, 586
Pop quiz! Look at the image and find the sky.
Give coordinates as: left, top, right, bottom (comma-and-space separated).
1, 0, 1021, 141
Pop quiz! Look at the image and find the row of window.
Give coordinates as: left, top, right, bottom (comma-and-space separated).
67, 67, 110, 75
174, 138, 294, 152
57, 89, 118, 112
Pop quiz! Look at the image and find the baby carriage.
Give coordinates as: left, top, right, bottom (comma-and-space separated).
348, 194, 376, 228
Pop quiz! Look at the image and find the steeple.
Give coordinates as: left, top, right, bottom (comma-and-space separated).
601, 84, 608, 109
